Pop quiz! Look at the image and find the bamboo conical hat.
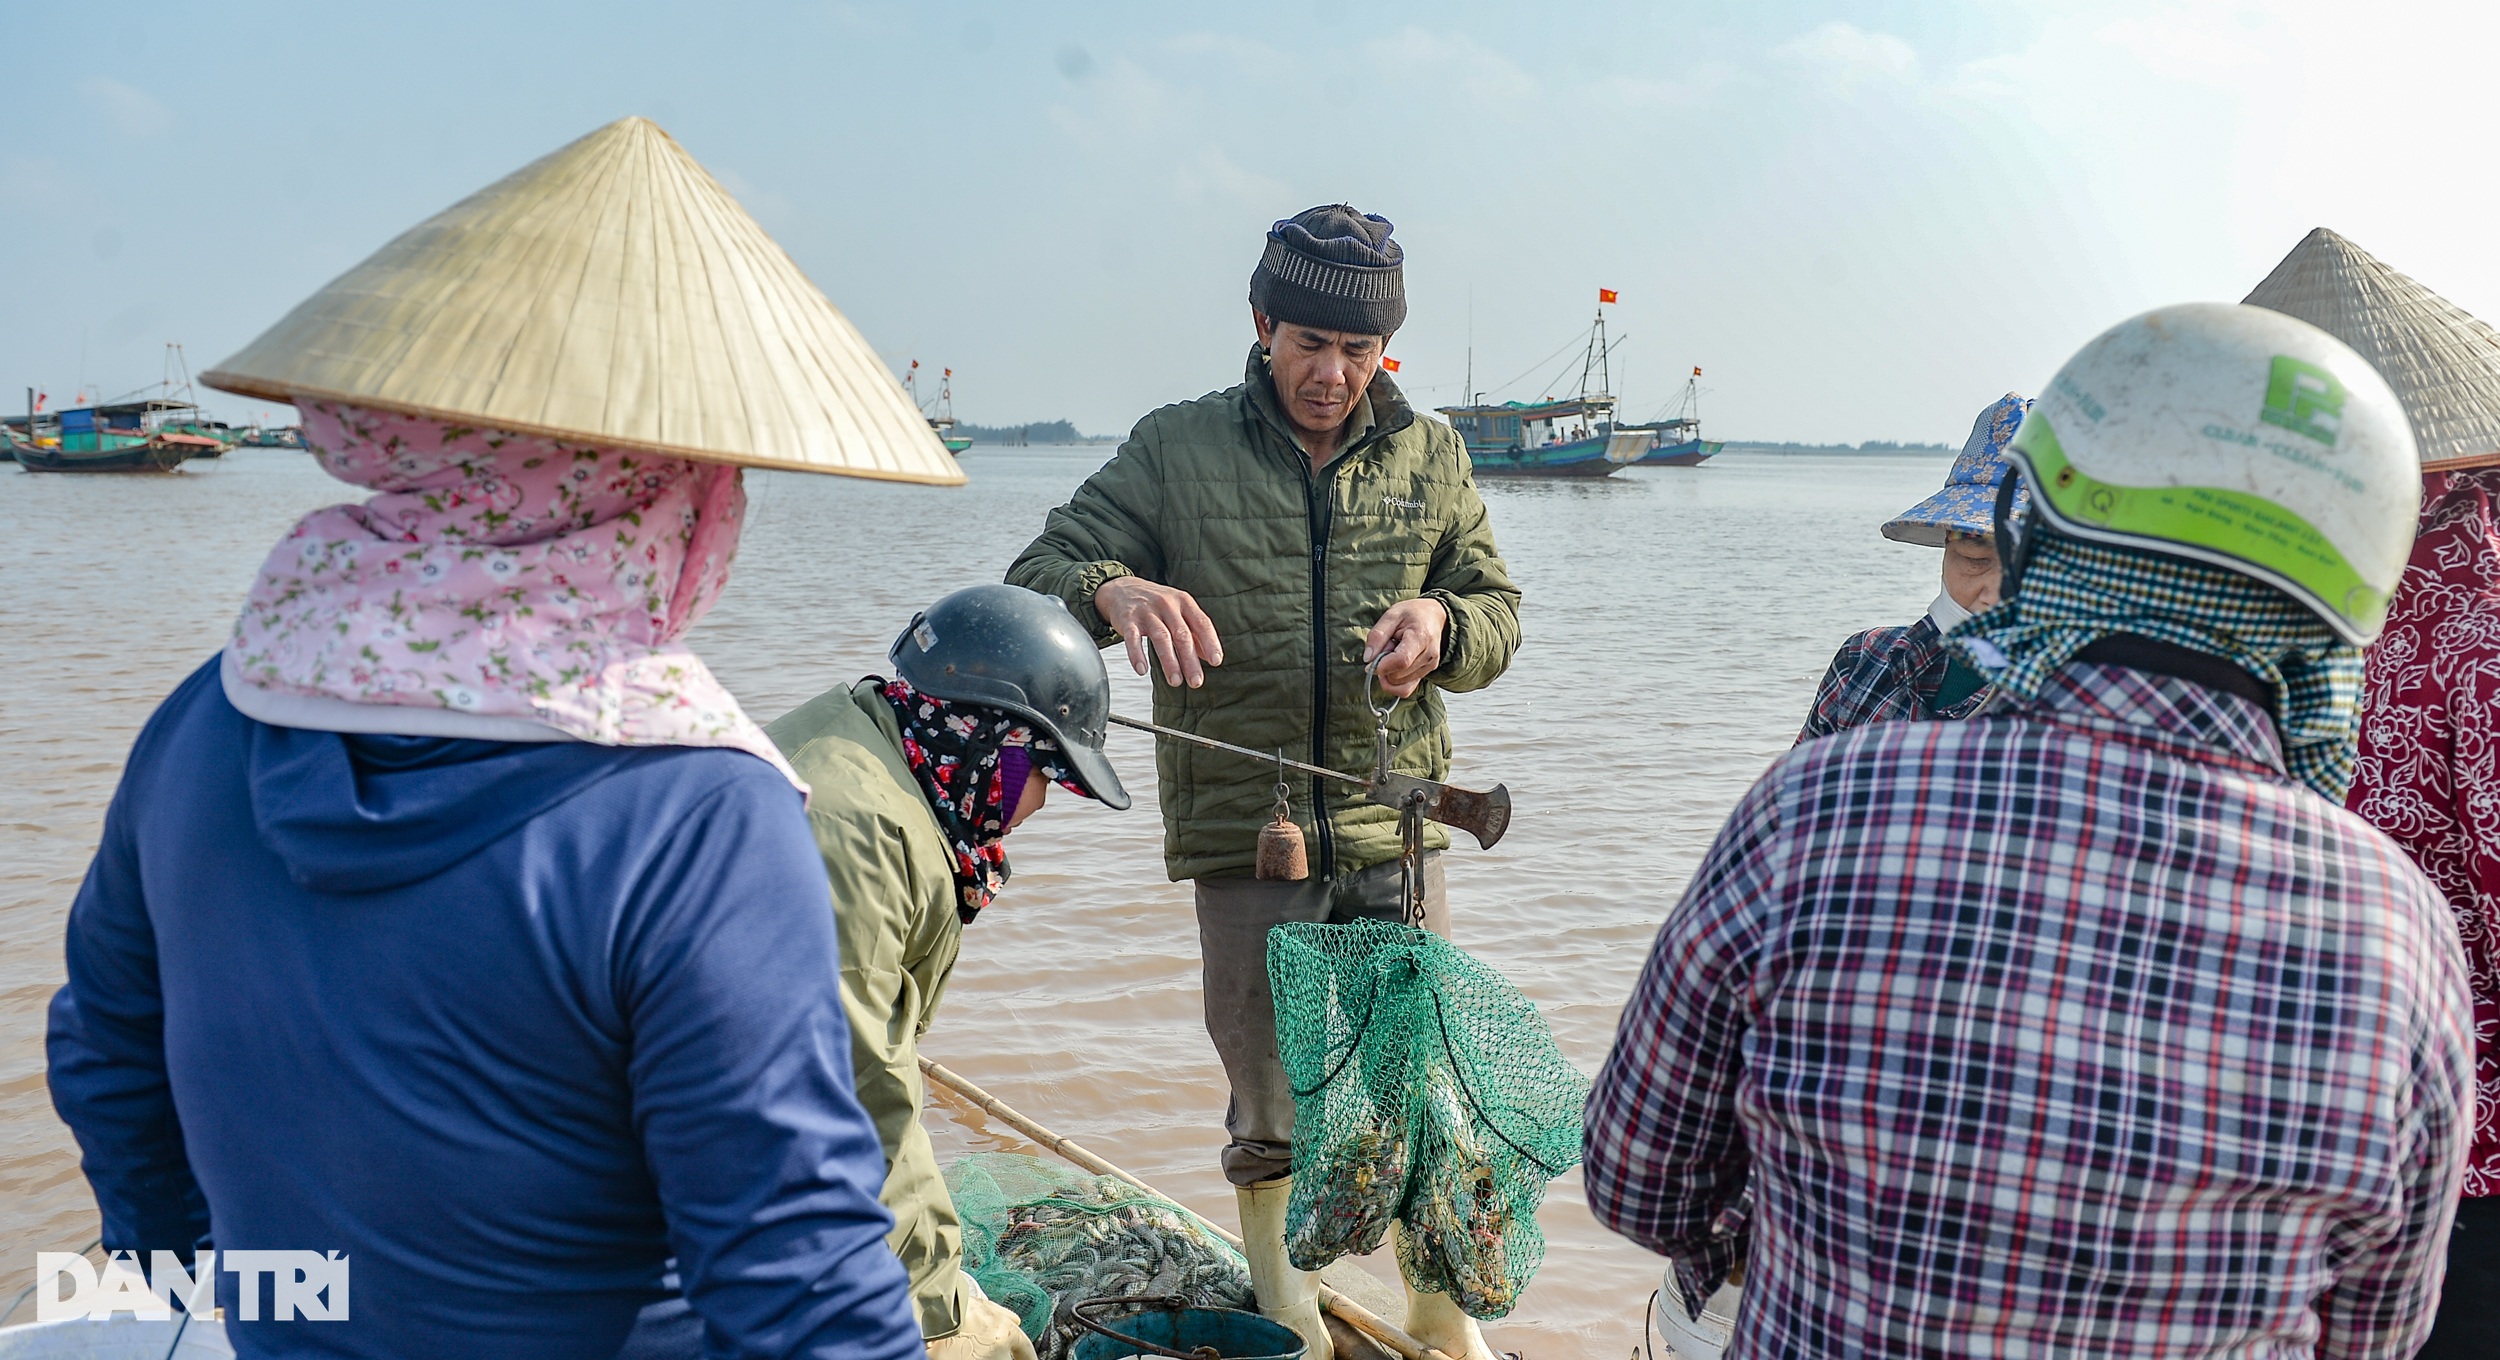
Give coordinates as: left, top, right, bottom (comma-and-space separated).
205, 117, 963, 484
2243, 227, 2500, 471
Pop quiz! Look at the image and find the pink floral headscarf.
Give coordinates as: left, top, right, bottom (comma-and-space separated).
227, 401, 802, 790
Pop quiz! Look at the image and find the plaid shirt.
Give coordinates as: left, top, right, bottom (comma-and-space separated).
1798, 616, 1992, 743
1588, 661, 2473, 1358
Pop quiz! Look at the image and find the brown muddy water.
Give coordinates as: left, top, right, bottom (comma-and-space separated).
0, 443, 1951, 1354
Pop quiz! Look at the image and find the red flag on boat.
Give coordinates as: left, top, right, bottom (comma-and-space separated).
1692, 366, 1702, 376
1598, 288, 1619, 304
33, 392, 44, 412
1382, 357, 1402, 372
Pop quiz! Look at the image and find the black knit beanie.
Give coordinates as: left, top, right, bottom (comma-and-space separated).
1248, 204, 1406, 337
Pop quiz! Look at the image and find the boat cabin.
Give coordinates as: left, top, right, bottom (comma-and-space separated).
1436, 396, 1617, 455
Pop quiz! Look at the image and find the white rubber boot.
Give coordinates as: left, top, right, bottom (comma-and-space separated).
1236, 1178, 1332, 1360
1401, 1283, 1499, 1360
1391, 1225, 1498, 1360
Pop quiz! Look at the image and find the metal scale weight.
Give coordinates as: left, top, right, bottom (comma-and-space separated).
1110, 657, 1513, 923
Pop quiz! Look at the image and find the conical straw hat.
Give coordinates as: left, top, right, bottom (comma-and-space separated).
2243, 227, 2500, 471
205, 117, 963, 484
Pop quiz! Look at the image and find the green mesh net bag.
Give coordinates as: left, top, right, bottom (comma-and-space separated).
947, 1152, 1254, 1359
1269, 918, 1589, 1319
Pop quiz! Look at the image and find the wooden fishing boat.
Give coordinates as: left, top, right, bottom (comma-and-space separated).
907, 361, 976, 455
1442, 396, 1648, 477
12, 401, 222, 473
240, 425, 307, 448
16, 431, 219, 473
162, 419, 240, 455
1625, 373, 1720, 467
1441, 299, 1653, 478
1639, 436, 1722, 467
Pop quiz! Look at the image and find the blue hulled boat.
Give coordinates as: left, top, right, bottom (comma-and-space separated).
1625, 373, 1720, 467
1441, 301, 1659, 477
1440, 396, 1657, 477
7, 397, 222, 473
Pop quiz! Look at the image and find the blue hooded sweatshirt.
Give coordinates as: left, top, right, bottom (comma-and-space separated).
46, 658, 921, 1360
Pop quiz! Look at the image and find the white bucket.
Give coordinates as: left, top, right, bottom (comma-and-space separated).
0, 1317, 232, 1359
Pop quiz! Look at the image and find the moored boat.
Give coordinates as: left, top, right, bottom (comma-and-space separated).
162, 419, 241, 455
1441, 297, 1651, 477
907, 361, 976, 456
1441, 396, 1647, 476
12, 400, 223, 473
1637, 436, 1722, 467
240, 424, 307, 448
16, 431, 219, 473
1627, 370, 1721, 467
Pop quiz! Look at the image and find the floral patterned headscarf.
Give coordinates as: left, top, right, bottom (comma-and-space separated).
880, 677, 1087, 922
226, 401, 801, 789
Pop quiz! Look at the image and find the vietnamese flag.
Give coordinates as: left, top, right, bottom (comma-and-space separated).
1598, 288, 1619, 304
1692, 366, 1702, 376
1382, 357, 1402, 372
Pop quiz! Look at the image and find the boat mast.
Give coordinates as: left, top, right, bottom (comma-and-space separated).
1577, 303, 1613, 403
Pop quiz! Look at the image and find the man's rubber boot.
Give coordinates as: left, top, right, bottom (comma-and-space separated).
1237, 1178, 1332, 1360
1391, 1225, 1498, 1360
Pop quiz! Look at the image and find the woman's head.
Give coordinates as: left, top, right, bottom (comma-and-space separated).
1943, 532, 2002, 613
291, 402, 747, 643
229, 402, 794, 784
880, 678, 1093, 921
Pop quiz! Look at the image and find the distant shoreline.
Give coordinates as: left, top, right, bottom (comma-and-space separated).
948, 437, 1950, 454
1721, 443, 1953, 456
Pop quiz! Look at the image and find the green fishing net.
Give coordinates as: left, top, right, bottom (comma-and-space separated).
1269, 918, 1589, 1319
947, 1152, 1254, 1360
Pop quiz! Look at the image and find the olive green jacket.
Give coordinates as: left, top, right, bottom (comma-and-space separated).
1007, 347, 1522, 880
764, 681, 968, 1341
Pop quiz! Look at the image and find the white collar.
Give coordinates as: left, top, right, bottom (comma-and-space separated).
1927, 589, 1973, 635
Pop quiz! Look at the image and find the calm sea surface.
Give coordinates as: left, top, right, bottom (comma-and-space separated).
0, 443, 1951, 1353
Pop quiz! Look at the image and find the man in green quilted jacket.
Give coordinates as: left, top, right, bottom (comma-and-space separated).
1006, 204, 1520, 1360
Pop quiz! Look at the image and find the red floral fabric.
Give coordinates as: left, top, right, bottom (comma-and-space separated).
2350, 468, 2500, 1197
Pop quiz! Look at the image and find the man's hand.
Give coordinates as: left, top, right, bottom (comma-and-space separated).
1094, 575, 1224, 688
1364, 597, 1449, 698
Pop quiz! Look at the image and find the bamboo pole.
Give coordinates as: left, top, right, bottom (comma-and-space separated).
919, 1057, 1459, 1360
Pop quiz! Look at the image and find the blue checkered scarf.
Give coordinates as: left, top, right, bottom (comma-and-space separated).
1950, 534, 2364, 800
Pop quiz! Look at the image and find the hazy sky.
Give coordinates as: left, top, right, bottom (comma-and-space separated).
6, 0, 2494, 444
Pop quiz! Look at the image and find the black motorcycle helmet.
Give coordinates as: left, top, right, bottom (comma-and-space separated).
889, 584, 1132, 810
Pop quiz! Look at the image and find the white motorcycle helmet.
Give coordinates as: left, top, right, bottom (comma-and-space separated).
2000, 302, 2420, 644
